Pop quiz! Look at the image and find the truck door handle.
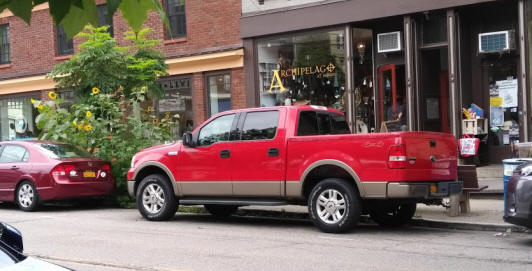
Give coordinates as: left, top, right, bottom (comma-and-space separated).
268, 148, 279, 157
220, 150, 230, 158
11, 166, 19, 170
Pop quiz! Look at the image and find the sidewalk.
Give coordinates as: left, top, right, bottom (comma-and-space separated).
239, 196, 529, 232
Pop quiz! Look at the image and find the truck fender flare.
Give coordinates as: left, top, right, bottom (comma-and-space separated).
300, 159, 365, 197
134, 162, 181, 196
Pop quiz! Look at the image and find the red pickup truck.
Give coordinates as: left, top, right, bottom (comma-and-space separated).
127, 105, 461, 233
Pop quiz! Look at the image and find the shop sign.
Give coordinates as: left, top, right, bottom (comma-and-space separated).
268, 62, 336, 93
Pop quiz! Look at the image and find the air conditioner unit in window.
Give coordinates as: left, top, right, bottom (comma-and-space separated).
377, 31, 402, 53
478, 30, 515, 53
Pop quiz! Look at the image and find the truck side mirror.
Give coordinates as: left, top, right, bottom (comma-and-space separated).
182, 132, 194, 147
0, 222, 24, 253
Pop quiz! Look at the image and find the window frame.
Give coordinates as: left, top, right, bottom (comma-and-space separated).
0, 24, 10, 64
205, 71, 232, 117
164, 0, 187, 40
56, 25, 74, 56
0, 144, 29, 163
97, 4, 114, 37
236, 110, 280, 142
296, 110, 350, 136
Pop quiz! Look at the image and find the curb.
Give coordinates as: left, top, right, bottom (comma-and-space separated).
234, 209, 529, 233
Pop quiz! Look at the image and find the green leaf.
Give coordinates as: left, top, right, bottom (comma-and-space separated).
58, 0, 98, 39
49, 0, 72, 25
119, 0, 146, 32
8, 0, 32, 23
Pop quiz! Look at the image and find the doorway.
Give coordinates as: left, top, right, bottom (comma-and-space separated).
377, 64, 406, 131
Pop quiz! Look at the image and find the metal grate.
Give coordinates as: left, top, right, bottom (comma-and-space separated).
377, 31, 401, 53
0, 24, 10, 64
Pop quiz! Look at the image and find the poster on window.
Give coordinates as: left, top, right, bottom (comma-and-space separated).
490, 106, 504, 127
158, 98, 185, 112
496, 79, 518, 108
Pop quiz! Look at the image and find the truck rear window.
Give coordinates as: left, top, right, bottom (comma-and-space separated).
297, 111, 351, 136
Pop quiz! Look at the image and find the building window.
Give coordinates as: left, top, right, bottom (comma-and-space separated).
97, 4, 114, 36
0, 95, 40, 141
165, 0, 186, 39
207, 73, 232, 116
0, 24, 10, 64
56, 25, 74, 56
156, 76, 193, 136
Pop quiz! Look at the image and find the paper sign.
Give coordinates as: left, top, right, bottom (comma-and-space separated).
496, 79, 518, 108
490, 97, 503, 106
490, 106, 504, 127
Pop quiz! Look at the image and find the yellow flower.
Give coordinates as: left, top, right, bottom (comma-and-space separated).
152, 118, 159, 124
72, 120, 77, 126
77, 124, 83, 130
141, 86, 147, 92
37, 104, 44, 110
48, 91, 58, 100
30, 98, 36, 104
164, 112, 170, 120
86, 110, 92, 118
92, 87, 100, 95
84, 124, 92, 132
147, 106, 153, 112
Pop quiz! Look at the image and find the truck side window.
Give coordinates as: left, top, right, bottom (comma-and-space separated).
241, 111, 279, 141
198, 114, 235, 146
317, 113, 332, 134
297, 111, 319, 136
330, 113, 351, 134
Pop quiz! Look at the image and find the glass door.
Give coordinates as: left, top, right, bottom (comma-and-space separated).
352, 28, 375, 133
377, 64, 406, 132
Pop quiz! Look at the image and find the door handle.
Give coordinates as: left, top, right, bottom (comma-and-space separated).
220, 150, 230, 158
268, 148, 279, 157
10, 166, 19, 170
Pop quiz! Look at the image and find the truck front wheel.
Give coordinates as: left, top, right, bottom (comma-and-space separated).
368, 202, 417, 227
136, 174, 178, 221
308, 178, 361, 233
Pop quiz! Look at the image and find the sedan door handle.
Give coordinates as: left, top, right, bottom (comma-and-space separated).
11, 166, 19, 170
268, 148, 279, 157
220, 150, 230, 158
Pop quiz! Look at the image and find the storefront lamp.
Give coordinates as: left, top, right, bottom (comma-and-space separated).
357, 42, 366, 64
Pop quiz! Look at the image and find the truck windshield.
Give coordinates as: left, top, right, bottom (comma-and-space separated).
297, 111, 351, 136
38, 143, 94, 159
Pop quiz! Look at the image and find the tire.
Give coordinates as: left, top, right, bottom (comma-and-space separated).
136, 174, 178, 221
204, 204, 238, 217
308, 178, 361, 233
368, 202, 417, 227
16, 181, 40, 212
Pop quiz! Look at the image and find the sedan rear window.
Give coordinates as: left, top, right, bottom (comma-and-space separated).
38, 144, 93, 159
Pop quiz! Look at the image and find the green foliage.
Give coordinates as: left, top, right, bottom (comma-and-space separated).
33, 26, 175, 206
0, 0, 168, 38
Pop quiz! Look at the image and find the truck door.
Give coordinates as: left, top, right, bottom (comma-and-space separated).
231, 110, 284, 196
178, 113, 237, 196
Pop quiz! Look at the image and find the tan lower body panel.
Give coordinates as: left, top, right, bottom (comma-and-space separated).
233, 181, 281, 196
180, 181, 232, 196
286, 181, 302, 198
360, 182, 388, 199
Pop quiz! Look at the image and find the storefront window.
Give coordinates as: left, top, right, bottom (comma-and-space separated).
157, 76, 193, 137
257, 29, 346, 112
353, 28, 375, 133
0, 94, 40, 141
207, 73, 231, 116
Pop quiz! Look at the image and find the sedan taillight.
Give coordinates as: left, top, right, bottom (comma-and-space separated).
51, 164, 77, 181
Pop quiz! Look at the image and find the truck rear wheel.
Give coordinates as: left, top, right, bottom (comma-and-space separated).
369, 202, 417, 227
308, 178, 361, 233
204, 205, 238, 217
136, 174, 178, 221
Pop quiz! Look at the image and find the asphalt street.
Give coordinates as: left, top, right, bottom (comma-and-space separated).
1, 203, 531, 271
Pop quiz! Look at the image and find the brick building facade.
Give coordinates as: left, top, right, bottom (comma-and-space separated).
0, 0, 244, 141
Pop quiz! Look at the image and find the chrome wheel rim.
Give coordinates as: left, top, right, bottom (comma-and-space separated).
18, 184, 34, 208
142, 183, 166, 214
316, 189, 346, 224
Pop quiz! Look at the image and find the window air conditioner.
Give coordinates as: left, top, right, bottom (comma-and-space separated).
478, 30, 515, 53
377, 31, 402, 53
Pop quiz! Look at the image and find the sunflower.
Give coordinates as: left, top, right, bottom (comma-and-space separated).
77, 124, 83, 130
147, 106, 153, 112
92, 87, 100, 95
30, 98, 36, 104
86, 110, 92, 118
37, 104, 44, 110
48, 91, 58, 100
72, 120, 77, 126
84, 124, 92, 132
141, 86, 147, 92
152, 118, 159, 124
165, 112, 170, 119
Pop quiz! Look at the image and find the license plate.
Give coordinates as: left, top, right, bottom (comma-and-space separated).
83, 171, 96, 178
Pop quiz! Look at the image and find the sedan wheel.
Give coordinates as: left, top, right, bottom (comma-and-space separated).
136, 174, 178, 221
16, 181, 40, 211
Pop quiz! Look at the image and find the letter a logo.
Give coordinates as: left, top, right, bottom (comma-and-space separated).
268, 69, 286, 93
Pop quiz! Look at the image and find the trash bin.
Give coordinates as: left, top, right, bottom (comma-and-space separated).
502, 158, 532, 208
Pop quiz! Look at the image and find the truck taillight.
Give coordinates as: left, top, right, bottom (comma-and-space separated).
388, 144, 406, 169
51, 164, 77, 181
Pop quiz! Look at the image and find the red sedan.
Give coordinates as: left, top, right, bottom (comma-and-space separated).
0, 140, 115, 211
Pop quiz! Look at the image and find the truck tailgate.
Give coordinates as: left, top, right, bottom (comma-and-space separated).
402, 132, 457, 181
